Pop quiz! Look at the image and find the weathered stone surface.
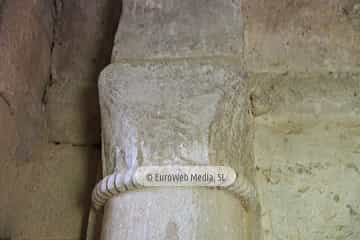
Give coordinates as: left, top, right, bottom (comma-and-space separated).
97, 61, 257, 239
98, 61, 250, 174
243, 0, 360, 72
46, 0, 121, 144
252, 73, 360, 239
47, 81, 101, 144
112, 0, 243, 60
0, 0, 52, 165
102, 189, 247, 240
255, 121, 360, 240
0, 1, 52, 236
9, 144, 99, 239
249, 72, 360, 117
0, 0, 120, 238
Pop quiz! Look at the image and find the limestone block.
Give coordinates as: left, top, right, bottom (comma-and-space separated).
255, 121, 360, 240
0, 0, 119, 238
242, 0, 360, 72
0, 0, 52, 166
46, 81, 101, 144
0, 0, 52, 237
98, 61, 251, 175
46, 0, 121, 144
102, 188, 247, 240
112, 0, 243, 60
249, 72, 360, 118
252, 73, 360, 239
9, 144, 99, 240
97, 61, 257, 240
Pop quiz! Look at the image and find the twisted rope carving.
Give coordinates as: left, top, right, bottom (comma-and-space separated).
92, 166, 256, 210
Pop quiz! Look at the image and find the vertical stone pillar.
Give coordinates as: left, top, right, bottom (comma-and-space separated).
94, 1, 256, 239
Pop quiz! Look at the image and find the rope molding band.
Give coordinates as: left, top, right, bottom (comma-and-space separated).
92, 166, 256, 210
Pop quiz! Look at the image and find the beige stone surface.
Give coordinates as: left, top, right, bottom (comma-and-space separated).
9, 144, 100, 240
102, 188, 247, 240
243, 0, 360, 72
0, 144, 99, 240
112, 0, 243, 60
252, 73, 360, 240
255, 121, 360, 240
97, 60, 258, 239
0, 1, 52, 237
249, 72, 360, 117
98, 61, 250, 175
0, 0, 120, 239
0, 0, 52, 166
97, 1, 360, 239
46, 80, 101, 145
46, 0, 121, 145
4, 0, 360, 239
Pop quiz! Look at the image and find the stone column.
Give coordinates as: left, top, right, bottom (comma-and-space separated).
93, 1, 257, 239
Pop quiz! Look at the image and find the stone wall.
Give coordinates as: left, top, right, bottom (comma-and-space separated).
244, 1, 360, 239
104, 0, 360, 239
98, 1, 258, 239
1, 0, 360, 239
0, 0, 120, 239
251, 73, 360, 239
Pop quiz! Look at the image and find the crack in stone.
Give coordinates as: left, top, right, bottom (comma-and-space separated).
41, 0, 63, 106
41, 73, 53, 105
0, 91, 14, 115
49, 140, 101, 149
0, 0, 6, 27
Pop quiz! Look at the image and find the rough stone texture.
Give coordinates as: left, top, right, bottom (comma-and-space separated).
46, 0, 121, 144
98, 61, 248, 175
46, 79, 101, 145
0, 144, 98, 240
255, 121, 360, 240
9, 144, 100, 240
251, 73, 360, 240
0, 1, 52, 237
0, 0, 120, 239
97, 0, 360, 239
242, 0, 360, 72
98, 61, 256, 239
0, 0, 52, 166
249, 72, 360, 117
4, 0, 360, 239
102, 189, 247, 240
112, 0, 243, 60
